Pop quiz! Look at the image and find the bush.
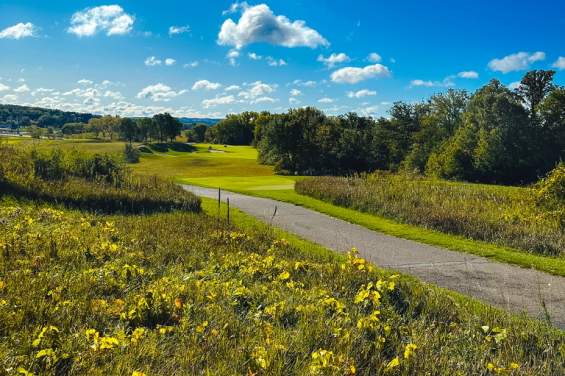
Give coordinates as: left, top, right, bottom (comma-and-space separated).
124, 143, 140, 163
296, 172, 564, 256
0, 145, 200, 214
534, 163, 565, 228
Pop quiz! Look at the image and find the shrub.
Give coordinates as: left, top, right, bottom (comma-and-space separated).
124, 143, 140, 163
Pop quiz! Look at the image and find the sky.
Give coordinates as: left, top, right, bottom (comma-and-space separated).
0, 0, 564, 119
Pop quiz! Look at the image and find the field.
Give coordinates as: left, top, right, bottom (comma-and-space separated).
1, 148, 563, 374
4, 138, 563, 276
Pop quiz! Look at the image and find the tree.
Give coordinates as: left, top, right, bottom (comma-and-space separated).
119, 117, 137, 144
187, 123, 207, 142
152, 113, 181, 142
538, 88, 565, 169
136, 118, 153, 142
515, 70, 556, 114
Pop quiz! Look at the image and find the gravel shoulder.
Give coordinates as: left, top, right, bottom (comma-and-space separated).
184, 185, 565, 329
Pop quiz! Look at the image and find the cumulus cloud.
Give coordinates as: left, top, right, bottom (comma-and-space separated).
238, 81, 276, 99
226, 49, 240, 66
68, 5, 134, 37
224, 85, 241, 92
318, 97, 334, 103
164, 58, 176, 66
168, 25, 190, 36
331, 64, 391, 84
252, 96, 276, 104
192, 80, 222, 91
145, 56, 162, 66
136, 83, 187, 102
347, 89, 376, 98
0, 22, 37, 39
0, 83, 10, 92
78, 79, 93, 85
13, 84, 30, 93
289, 97, 300, 105
289, 89, 302, 96
488, 51, 545, 73
367, 53, 381, 63
1, 94, 18, 103
202, 95, 236, 108
248, 52, 262, 60
457, 71, 479, 79
218, 3, 328, 49
317, 53, 350, 68
552, 57, 565, 70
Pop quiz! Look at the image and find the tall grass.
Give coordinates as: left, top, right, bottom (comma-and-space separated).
0, 200, 563, 375
0, 145, 200, 214
296, 172, 564, 257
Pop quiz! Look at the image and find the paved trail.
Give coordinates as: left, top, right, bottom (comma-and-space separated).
184, 185, 565, 329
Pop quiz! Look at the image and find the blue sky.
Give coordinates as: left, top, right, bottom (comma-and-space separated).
0, 0, 564, 118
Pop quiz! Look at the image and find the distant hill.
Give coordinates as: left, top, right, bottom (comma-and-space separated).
177, 117, 221, 126
0, 104, 97, 128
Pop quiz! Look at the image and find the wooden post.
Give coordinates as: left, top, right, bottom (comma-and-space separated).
217, 187, 221, 220
226, 197, 230, 225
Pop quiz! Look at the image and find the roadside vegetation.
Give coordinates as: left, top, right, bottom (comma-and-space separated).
1, 163, 563, 374
296, 171, 564, 258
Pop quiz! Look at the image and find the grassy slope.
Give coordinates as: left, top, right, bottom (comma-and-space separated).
10, 139, 564, 276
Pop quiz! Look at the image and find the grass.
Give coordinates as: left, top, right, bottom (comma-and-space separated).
8, 139, 565, 277
1, 176, 563, 374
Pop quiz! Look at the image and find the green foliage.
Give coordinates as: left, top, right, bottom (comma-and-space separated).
123, 144, 140, 164
535, 163, 565, 227
0, 145, 200, 214
186, 123, 208, 142
0, 103, 95, 128
296, 173, 564, 256
0, 199, 562, 374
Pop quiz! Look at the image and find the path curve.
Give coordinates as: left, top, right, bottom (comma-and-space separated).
184, 185, 565, 329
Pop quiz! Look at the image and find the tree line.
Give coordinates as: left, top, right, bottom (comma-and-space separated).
0, 104, 95, 128
207, 70, 564, 184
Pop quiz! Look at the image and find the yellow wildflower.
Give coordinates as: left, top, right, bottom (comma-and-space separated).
404, 343, 417, 359
385, 356, 400, 371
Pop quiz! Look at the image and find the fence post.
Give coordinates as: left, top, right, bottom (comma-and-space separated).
227, 197, 230, 225
217, 187, 221, 221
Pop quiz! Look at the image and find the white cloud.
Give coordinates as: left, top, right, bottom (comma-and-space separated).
202, 95, 236, 108
165, 58, 176, 66
103, 90, 124, 100
318, 97, 334, 103
183, 61, 199, 68
252, 96, 276, 104
238, 81, 276, 99
331, 64, 391, 84
192, 80, 222, 91
0, 22, 37, 39
226, 49, 240, 66
68, 5, 134, 37
136, 83, 187, 102
409, 78, 455, 88
347, 89, 376, 98
31, 88, 55, 96
145, 56, 162, 66
290, 89, 302, 96
292, 79, 317, 87
225, 85, 241, 92
488, 51, 545, 73
289, 97, 300, 105
267, 57, 287, 67
78, 79, 93, 85
508, 81, 521, 90
13, 84, 30, 93
168, 25, 190, 36
218, 3, 328, 49
457, 71, 479, 79
317, 53, 350, 68
367, 53, 381, 63
0, 94, 18, 103
0, 83, 10, 92
248, 52, 262, 60
552, 56, 565, 70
